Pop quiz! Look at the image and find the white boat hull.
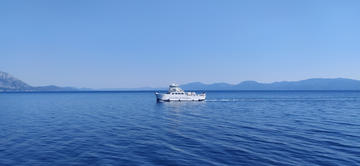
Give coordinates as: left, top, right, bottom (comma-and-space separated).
155, 93, 206, 101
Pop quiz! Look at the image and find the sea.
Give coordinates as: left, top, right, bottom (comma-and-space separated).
0, 91, 359, 166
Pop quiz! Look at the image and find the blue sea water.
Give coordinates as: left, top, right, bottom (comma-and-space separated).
0, 91, 359, 166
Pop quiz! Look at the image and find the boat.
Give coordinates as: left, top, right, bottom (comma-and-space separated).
155, 83, 206, 102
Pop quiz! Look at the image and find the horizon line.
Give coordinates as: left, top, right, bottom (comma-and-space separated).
97, 77, 359, 90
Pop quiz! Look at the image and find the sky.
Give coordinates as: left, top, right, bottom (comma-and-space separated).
1, 0, 360, 88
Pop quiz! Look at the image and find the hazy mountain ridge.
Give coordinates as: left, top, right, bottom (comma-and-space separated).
0, 71, 32, 90
181, 78, 360, 90
1, 71, 360, 91
0, 71, 77, 92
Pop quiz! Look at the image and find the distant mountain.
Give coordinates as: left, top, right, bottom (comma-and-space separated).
2, 70, 360, 91
180, 78, 360, 90
180, 82, 233, 90
0, 71, 32, 91
99, 86, 161, 91
0, 71, 77, 92
31, 85, 78, 91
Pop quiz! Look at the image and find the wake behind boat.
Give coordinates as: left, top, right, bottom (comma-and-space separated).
155, 83, 206, 102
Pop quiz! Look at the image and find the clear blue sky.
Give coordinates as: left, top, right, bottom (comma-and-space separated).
1, 0, 360, 88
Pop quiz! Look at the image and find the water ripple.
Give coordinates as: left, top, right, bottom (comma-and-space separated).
1, 91, 360, 165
